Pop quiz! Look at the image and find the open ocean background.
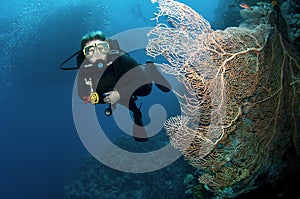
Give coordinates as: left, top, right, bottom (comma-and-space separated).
0, 0, 219, 199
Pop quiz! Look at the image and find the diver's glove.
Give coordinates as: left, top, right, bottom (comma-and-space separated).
103, 90, 120, 105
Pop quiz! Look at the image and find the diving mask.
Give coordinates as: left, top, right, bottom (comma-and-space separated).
83, 41, 110, 58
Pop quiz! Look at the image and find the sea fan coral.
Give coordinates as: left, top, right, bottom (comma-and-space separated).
147, 0, 300, 197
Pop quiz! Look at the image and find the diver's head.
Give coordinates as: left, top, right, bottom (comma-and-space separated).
81, 31, 110, 64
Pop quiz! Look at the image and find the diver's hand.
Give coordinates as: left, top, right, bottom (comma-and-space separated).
103, 91, 120, 105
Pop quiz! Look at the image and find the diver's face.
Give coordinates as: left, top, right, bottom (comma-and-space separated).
83, 40, 109, 63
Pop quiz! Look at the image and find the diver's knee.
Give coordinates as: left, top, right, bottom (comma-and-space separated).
134, 84, 152, 96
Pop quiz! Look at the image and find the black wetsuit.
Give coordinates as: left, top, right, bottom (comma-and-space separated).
77, 52, 152, 132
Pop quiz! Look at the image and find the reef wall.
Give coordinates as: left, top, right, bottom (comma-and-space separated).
213, 0, 300, 51
147, 0, 300, 198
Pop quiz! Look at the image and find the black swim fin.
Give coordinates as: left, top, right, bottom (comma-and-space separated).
132, 104, 149, 142
133, 123, 149, 142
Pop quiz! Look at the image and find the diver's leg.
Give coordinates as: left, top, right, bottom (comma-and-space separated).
145, 61, 171, 92
128, 97, 148, 142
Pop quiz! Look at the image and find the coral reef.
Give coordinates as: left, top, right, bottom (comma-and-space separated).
64, 134, 197, 199
280, 0, 300, 46
147, 0, 300, 198
214, 0, 300, 51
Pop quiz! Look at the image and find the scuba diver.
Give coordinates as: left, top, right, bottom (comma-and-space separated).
61, 30, 171, 142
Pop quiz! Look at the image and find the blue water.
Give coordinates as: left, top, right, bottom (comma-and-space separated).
0, 0, 218, 198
